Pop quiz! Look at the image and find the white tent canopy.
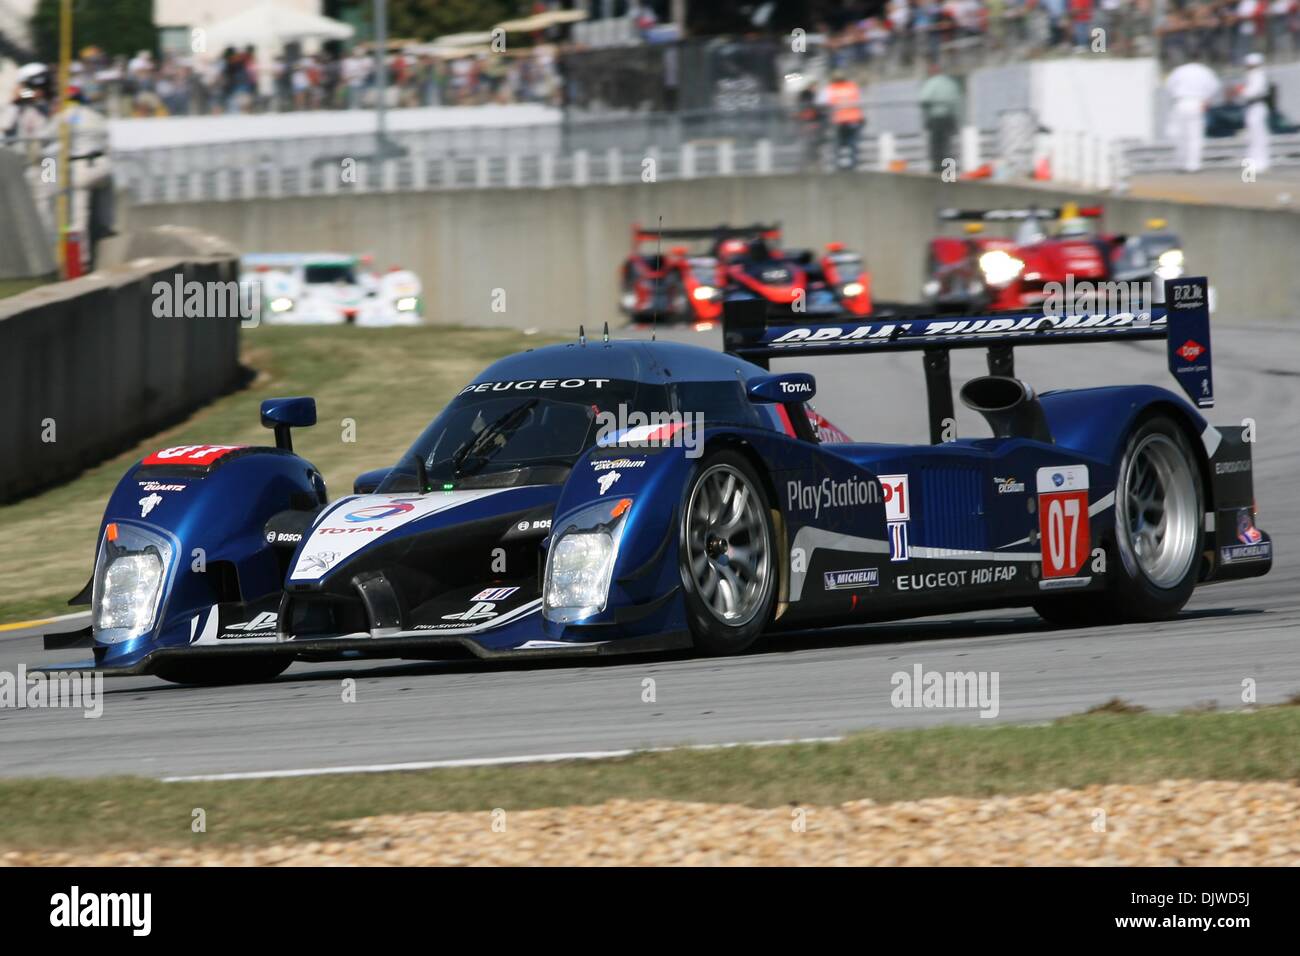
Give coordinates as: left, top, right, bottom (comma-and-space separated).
204, 2, 355, 50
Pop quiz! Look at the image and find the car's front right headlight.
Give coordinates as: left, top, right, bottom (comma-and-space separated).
269, 296, 294, 313
544, 530, 615, 620
93, 524, 172, 643
1154, 248, 1185, 280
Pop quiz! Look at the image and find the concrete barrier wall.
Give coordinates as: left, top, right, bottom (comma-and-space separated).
0, 245, 242, 502
123, 172, 1300, 331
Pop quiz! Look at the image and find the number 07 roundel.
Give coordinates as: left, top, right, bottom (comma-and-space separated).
1036, 465, 1090, 584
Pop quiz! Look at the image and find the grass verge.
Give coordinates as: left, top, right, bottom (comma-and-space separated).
0, 323, 551, 625
0, 275, 55, 300
1, 708, 1298, 852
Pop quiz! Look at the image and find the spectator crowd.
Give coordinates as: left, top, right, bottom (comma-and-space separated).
818, 0, 1298, 69
7, 43, 564, 121
4, 1, 1299, 125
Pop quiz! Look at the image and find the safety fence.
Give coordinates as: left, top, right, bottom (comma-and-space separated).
115, 128, 1003, 203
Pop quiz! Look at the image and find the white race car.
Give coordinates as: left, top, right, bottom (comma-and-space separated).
241, 253, 423, 326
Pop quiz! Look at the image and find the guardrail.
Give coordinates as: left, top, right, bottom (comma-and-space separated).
120, 128, 1001, 203
1121, 131, 1300, 174
1042, 130, 1300, 190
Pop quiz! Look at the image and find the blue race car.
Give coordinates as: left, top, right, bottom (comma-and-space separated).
47, 277, 1270, 684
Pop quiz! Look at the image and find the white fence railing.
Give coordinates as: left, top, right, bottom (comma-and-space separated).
110, 127, 1300, 204
120, 128, 1001, 204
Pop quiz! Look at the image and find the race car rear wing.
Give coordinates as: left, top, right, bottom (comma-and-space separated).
723, 277, 1214, 443
632, 223, 781, 244
937, 205, 1103, 222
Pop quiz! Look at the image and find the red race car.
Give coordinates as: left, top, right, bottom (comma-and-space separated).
620, 223, 873, 325
922, 204, 1186, 313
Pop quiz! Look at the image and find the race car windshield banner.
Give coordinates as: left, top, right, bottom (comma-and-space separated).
1165, 276, 1213, 409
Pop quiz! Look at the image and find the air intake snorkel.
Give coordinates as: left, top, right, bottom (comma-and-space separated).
959, 376, 1053, 443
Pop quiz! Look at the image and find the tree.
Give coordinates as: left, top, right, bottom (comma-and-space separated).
364, 0, 534, 41
30, 0, 155, 62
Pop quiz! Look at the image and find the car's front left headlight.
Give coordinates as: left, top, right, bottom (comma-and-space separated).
395, 296, 419, 312
978, 250, 1025, 287
93, 524, 172, 643
544, 530, 615, 621
269, 296, 294, 313
841, 281, 865, 297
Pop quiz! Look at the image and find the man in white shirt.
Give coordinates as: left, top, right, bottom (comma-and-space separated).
1241, 52, 1270, 173
1164, 61, 1220, 172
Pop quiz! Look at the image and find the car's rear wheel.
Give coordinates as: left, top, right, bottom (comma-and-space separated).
679, 451, 776, 655
154, 656, 292, 686
1034, 415, 1203, 626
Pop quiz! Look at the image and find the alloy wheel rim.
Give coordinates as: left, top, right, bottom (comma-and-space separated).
1121, 433, 1198, 589
685, 464, 771, 625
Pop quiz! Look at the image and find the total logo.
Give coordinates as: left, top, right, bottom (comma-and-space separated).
1176, 340, 1206, 362
345, 501, 417, 522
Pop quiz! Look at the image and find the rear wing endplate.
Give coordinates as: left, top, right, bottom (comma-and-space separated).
723, 277, 1214, 443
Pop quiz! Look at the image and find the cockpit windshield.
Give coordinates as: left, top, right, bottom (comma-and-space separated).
378, 378, 670, 492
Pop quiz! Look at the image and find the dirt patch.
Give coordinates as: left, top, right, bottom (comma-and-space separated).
6, 779, 1299, 866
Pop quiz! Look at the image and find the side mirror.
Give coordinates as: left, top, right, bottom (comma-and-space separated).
353, 467, 391, 495
747, 372, 816, 403
260, 396, 317, 453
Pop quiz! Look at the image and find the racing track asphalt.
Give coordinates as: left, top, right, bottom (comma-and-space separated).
0, 321, 1296, 779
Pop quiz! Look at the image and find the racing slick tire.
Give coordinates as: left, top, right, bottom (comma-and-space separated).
679, 450, 777, 655
154, 656, 292, 686
1034, 414, 1203, 626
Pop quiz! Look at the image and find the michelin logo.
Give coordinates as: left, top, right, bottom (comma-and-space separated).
824, 568, 879, 590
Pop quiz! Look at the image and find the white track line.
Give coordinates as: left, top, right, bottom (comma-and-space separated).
161, 736, 846, 783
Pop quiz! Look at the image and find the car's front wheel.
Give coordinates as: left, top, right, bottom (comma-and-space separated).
1035, 414, 1203, 626
679, 451, 776, 655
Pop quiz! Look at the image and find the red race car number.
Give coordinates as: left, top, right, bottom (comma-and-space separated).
1036, 465, 1089, 579
142, 444, 244, 466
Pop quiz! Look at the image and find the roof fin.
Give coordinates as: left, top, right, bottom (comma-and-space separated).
578, 324, 586, 346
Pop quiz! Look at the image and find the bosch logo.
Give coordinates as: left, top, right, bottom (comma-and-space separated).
345, 502, 416, 522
